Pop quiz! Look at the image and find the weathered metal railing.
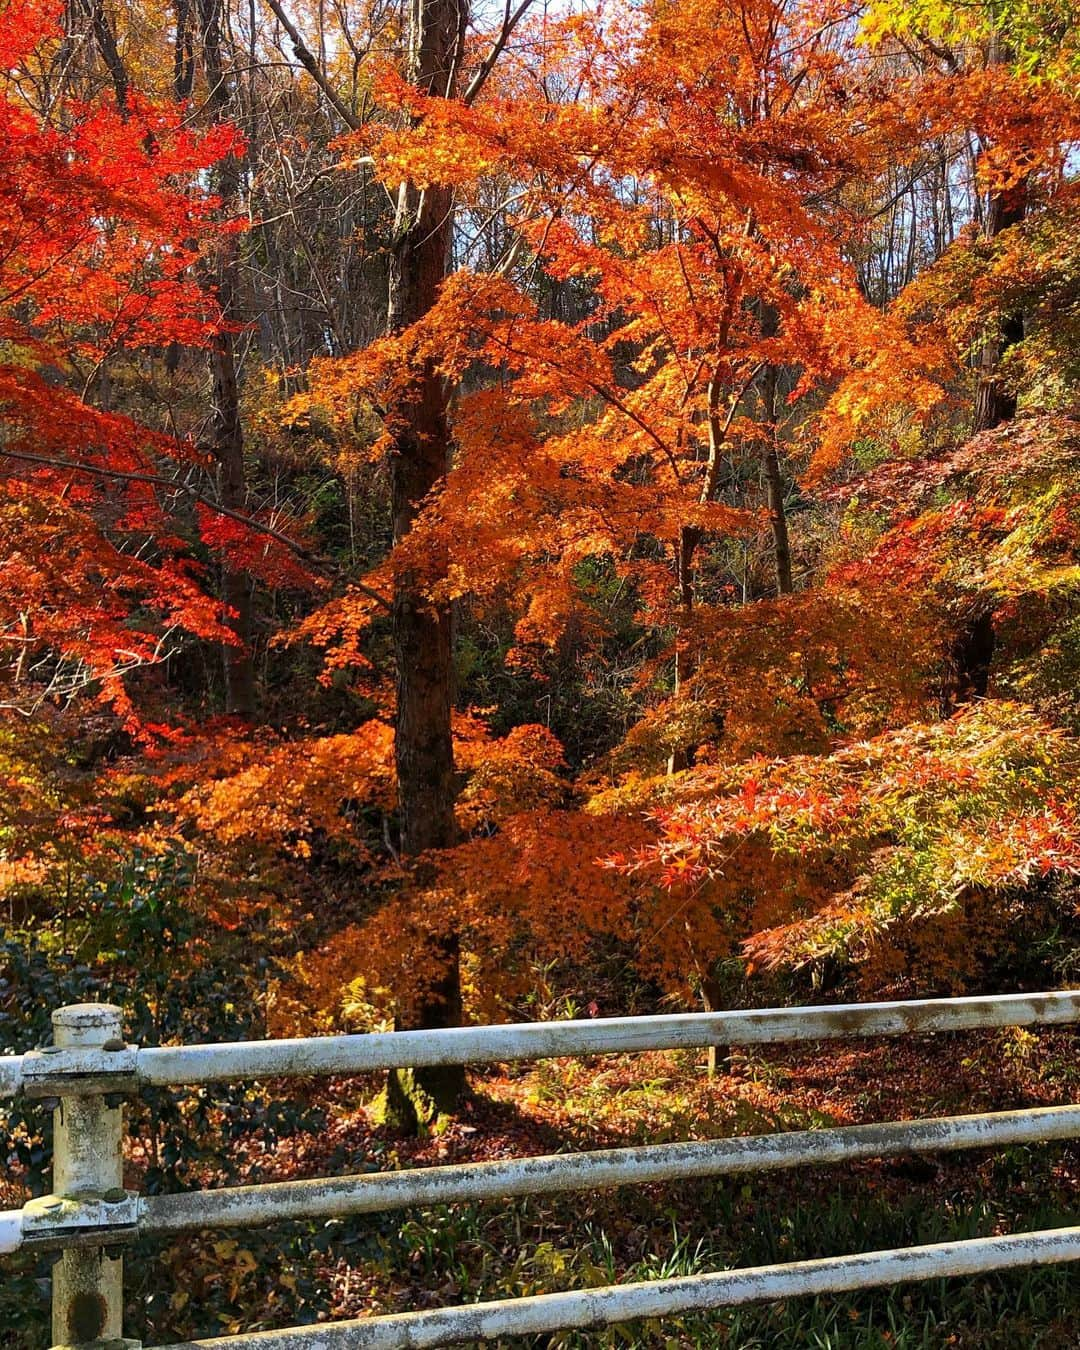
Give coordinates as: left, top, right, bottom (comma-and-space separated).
2, 991, 1079, 1348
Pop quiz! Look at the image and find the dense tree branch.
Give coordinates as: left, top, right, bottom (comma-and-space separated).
0, 447, 390, 611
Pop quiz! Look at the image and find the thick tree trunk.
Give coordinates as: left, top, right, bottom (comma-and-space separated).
943, 604, 996, 714
57, 0, 129, 109
387, 188, 457, 858
383, 0, 467, 1127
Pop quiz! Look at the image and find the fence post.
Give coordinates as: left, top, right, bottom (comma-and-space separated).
50, 1003, 126, 1348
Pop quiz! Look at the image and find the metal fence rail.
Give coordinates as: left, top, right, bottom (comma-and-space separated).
1, 993, 1078, 1349
7, 991, 1080, 1099
158, 1228, 1080, 1350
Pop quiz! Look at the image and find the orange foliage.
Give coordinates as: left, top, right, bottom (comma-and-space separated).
177, 722, 397, 859
266, 2, 1080, 1021
9, 0, 1076, 1034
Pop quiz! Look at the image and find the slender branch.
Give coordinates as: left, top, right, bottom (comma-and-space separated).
483, 329, 683, 482
464, 0, 534, 106
702, 362, 764, 505
3, 444, 309, 545
262, 0, 360, 131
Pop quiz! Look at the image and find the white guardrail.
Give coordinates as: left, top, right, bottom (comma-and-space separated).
1, 992, 1078, 1348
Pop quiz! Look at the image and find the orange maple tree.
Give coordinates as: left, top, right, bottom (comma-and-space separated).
5, 0, 1080, 1112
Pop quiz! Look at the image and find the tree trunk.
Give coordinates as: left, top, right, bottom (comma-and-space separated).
759, 349, 793, 596
763, 440, 793, 594
942, 604, 996, 714
973, 35, 1027, 434
388, 202, 457, 857
383, 0, 467, 1128
972, 183, 1027, 433
198, 0, 256, 716
699, 974, 730, 1078
667, 523, 700, 774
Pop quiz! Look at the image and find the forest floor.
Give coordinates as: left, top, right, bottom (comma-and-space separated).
100, 1025, 1080, 1350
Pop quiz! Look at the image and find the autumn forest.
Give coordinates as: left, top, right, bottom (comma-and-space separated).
2, 0, 1080, 1343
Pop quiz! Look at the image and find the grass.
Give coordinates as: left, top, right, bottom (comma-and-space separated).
335, 1167, 1079, 1349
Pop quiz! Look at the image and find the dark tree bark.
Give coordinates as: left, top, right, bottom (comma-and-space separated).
198, 0, 256, 717
60, 0, 130, 111
972, 183, 1027, 434
667, 523, 701, 775
763, 437, 793, 595
88, 0, 129, 111
383, 0, 468, 1127
174, 0, 194, 102
973, 34, 1028, 435
387, 182, 457, 858
758, 304, 793, 596
943, 604, 996, 714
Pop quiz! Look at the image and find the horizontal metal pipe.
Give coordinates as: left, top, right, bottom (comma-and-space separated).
154, 1226, 1080, 1349
2, 991, 1077, 1098
140, 1104, 1080, 1238
0, 1057, 23, 1098
0, 1211, 22, 1256
132, 990, 1080, 1087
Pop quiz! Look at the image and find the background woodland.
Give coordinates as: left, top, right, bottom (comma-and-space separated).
2, 0, 1080, 1341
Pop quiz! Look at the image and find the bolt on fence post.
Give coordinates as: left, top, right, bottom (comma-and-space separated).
50, 1003, 126, 1348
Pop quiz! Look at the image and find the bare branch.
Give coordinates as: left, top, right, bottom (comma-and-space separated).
262, 0, 360, 131
464, 0, 534, 106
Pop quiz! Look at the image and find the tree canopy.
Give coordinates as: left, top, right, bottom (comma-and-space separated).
1, 0, 1079, 1099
